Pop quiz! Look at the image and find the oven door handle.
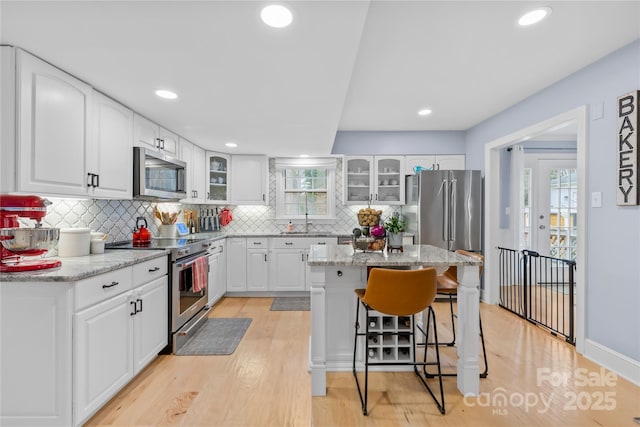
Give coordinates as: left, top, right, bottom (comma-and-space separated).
175, 252, 209, 269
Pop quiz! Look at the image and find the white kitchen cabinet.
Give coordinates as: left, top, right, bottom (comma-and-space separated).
1, 282, 73, 427
226, 238, 247, 292
344, 156, 405, 205
15, 48, 93, 197
180, 138, 207, 203
206, 152, 230, 204
405, 155, 465, 174
133, 113, 178, 157
74, 291, 134, 424
90, 91, 133, 199
270, 237, 336, 291
1, 48, 133, 199
208, 240, 227, 305
74, 258, 167, 426
230, 155, 268, 205
247, 238, 269, 291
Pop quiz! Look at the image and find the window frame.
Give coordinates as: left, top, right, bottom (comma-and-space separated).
275, 158, 336, 223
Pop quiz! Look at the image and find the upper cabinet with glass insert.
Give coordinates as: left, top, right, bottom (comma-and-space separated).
344, 156, 405, 205
207, 152, 230, 204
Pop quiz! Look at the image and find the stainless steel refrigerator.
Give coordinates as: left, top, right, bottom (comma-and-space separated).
404, 170, 482, 251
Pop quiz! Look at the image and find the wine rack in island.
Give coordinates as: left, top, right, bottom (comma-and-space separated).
363, 310, 413, 362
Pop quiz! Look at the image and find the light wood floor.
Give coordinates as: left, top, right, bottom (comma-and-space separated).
86, 297, 639, 427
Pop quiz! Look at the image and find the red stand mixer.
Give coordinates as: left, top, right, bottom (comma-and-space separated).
0, 194, 62, 273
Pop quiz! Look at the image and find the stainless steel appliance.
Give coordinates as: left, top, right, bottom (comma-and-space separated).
106, 237, 212, 353
133, 147, 187, 200
404, 170, 482, 251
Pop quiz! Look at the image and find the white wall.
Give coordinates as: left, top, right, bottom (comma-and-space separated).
465, 40, 640, 365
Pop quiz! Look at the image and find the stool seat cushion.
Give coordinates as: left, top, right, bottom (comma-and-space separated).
436, 273, 458, 294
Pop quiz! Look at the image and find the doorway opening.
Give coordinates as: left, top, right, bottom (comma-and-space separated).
484, 106, 587, 354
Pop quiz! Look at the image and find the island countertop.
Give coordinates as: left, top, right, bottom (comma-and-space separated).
307, 244, 481, 268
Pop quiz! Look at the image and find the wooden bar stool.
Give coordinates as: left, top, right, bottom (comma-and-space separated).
352, 267, 445, 415
425, 249, 488, 378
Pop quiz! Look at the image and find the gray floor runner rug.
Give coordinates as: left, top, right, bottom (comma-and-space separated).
270, 296, 310, 311
175, 318, 252, 356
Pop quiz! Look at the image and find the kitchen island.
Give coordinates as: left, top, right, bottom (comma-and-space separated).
306, 244, 482, 397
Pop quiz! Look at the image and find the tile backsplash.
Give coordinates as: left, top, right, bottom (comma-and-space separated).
41, 158, 401, 242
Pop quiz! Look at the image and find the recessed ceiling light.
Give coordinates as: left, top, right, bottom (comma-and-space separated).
518, 7, 552, 26
225, 142, 238, 148
417, 108, 432, 116
155, 89, 178, 100
300, 154, 309, 158
261, 4, 293, 28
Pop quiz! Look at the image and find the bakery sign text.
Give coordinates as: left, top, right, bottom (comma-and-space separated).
617, 91, 639, 205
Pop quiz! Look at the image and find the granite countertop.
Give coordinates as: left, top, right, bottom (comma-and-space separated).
0, 250, 169, 283
307, 244, 482, 268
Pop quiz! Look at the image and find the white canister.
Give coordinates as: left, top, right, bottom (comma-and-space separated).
58, 228, 91, 257
90, 239, 105, 254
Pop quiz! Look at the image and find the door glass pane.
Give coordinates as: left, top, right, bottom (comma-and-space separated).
548, 168, 577, 261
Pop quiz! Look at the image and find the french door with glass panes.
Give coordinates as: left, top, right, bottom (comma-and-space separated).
535, 159, 577, 261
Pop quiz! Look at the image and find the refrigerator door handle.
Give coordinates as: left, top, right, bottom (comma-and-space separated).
442, 178, 449, 242
450, 177, 457, 243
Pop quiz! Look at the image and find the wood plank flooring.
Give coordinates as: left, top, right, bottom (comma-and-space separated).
85, 297, 640, 427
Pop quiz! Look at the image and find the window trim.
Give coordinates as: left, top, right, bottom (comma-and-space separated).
275, 158, 337, 222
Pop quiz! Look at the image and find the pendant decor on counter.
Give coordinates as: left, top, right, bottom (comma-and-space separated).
617, 90, 639, 205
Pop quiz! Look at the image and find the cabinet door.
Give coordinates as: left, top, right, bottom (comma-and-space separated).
74, 292, 134, 425
17, 49, 92, 196
405, 155, 436, 175
133, 276, 168, 375
230, 155, 268, 205
226, 238, 247, 291
207, 152, 230, 203
374, 156, 404, 205
435, 154, 465, 170
133, 114, 160, 151
90, 91, 133, 199
344, 156, 373, 205
270, 249, 305, 291
179, 139, 195, 201
207, 252, 222, 305
193, 144, 206, 201
247, 249, 269, 291
1, 283, 73, 427
158, 127, 179, 156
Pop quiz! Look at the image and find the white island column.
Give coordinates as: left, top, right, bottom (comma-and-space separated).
456, 264, 481, 396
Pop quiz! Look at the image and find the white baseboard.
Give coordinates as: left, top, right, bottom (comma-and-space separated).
584, 338, 640, 386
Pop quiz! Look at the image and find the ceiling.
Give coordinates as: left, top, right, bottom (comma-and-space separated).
1, 1, 638, 157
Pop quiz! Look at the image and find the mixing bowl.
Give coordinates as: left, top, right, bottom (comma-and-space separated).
0, 228, 59, 254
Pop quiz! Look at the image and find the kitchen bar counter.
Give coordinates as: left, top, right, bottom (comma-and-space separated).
0, 250, 168, 282
306, 244, 482, 398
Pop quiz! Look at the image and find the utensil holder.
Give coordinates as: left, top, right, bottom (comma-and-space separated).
158, 224, 177, 238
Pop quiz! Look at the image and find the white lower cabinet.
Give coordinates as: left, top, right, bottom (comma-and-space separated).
226, 238, 247, 292
208, 240, 227, 305
74, 291, 134, 424
247, 238, 269, 291
0, 256, 168, 427
270, 237, 336, 291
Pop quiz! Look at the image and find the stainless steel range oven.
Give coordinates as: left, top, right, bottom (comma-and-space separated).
106, 237, 212, 353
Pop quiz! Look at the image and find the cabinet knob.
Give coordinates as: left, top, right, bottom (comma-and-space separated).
337, 270, 343, 277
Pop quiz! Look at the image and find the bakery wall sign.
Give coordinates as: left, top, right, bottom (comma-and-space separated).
617, 90, 639, 206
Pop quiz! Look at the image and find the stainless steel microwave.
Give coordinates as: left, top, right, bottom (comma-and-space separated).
133, 147, 187, 200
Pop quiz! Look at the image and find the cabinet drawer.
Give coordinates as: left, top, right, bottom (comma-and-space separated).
75, 268, 132, 311
272, 237, 307, 249
247, 238, 268, 248
307, 237, 336, 246
133, 256, 168, 287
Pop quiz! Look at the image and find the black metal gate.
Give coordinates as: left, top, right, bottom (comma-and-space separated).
498, 247, 576, 344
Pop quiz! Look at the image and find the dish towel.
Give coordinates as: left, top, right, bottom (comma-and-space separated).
192, 256, 208, 293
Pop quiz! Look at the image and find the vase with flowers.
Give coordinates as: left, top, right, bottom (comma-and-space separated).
383, 214, 407, 249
